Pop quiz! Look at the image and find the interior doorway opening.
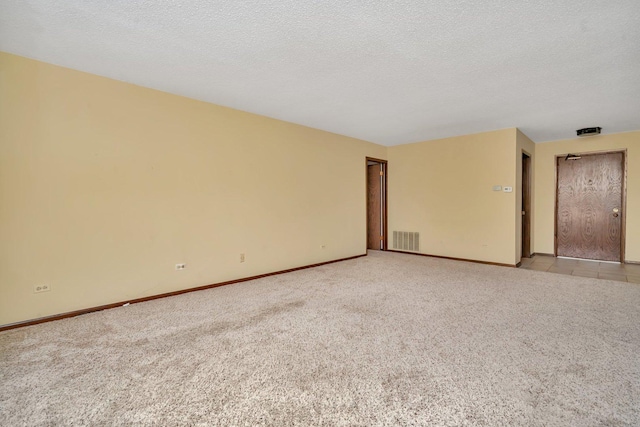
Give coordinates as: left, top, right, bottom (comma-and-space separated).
366, 158, 387, 251
521, 152, 532, 259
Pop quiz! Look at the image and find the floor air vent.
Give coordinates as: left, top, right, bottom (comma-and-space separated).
393, 231, 420, 252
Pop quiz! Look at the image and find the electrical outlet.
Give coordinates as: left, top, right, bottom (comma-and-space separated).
34, 284, 51, 293
175, 263, 186, 270
240, 253, 245, 263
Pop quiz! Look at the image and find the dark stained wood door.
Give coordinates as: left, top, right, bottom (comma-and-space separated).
367, 164, 382, 250
556, 152, 624, 261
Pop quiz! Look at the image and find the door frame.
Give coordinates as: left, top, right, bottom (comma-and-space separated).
366, 157, 388, 251
521, 151, 532, 259
554, 149, 627, 262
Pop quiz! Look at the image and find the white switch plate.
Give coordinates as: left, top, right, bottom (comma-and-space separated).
503, 186, 513, 192
34, 284, 51, 293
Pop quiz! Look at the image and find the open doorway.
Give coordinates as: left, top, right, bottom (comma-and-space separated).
521, 152, 532, 258
366, 158, 387, 251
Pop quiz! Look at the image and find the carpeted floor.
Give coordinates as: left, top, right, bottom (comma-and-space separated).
1, 251, 639, 426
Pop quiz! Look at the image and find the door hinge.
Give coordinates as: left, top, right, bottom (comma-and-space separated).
380, 236, 384, 240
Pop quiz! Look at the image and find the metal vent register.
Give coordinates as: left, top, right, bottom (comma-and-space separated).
393, 231, 420, 251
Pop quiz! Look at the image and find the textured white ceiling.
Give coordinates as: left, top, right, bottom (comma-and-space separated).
1, 1, 639, 145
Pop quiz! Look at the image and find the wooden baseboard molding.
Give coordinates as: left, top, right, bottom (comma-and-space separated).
387, 250, 517, 268
532, 253, 639, 264
0, 253, 367, 332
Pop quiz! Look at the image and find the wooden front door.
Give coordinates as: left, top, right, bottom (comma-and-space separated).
556, 152, 624, 261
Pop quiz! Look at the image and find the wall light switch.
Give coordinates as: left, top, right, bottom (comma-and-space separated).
34, 284, 51, 293
503, 186, 513, 192
492, 185, 502, 191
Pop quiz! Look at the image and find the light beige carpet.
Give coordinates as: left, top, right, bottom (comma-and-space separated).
1, 251, 639, 426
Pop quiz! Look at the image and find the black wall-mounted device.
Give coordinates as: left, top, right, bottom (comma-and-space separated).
576, 127, 602, 137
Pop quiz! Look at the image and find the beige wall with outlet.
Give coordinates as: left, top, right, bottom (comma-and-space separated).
533, 131, 640, 262
387, 129, 519, 265
5, 51, 635, 327
0, 52, 387, 325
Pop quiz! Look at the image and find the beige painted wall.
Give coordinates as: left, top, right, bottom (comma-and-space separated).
0, 52, 387, 325
515, 130, 536, 261
534, 131, 640, 262
6, 51, 633, 327
387, 129, 518, 265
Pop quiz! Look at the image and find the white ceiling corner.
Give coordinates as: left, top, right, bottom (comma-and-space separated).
1, 0, 639, 146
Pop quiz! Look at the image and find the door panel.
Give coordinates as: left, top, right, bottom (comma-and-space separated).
367, 164, 381, 250
556, 152, 623, 261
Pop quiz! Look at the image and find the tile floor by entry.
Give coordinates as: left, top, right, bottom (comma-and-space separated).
519, 255, 640, 283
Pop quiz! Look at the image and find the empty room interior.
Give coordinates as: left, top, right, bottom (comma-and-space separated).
1, 1, 639, 425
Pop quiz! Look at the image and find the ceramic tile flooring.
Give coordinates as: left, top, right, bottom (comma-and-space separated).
519, 255, 640, 283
